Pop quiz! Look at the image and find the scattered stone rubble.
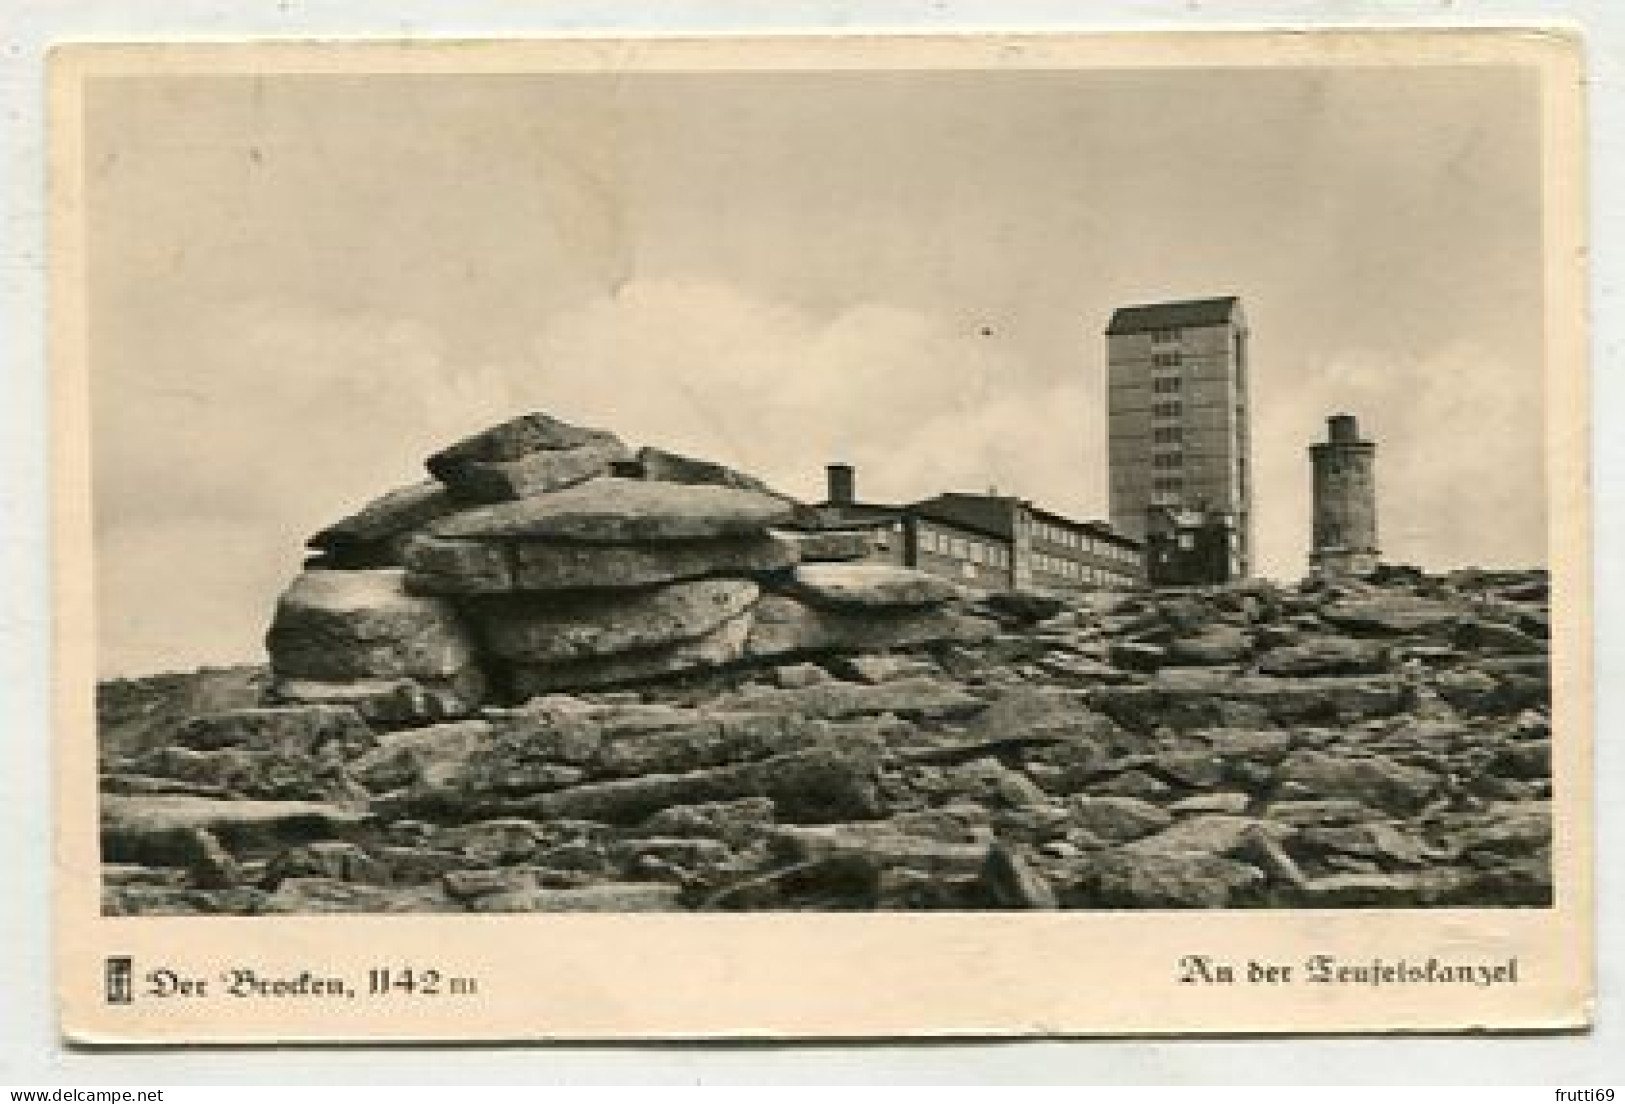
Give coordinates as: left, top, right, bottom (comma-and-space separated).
97, 412, 1553, 914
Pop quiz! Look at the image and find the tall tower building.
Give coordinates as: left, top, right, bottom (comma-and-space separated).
1309, 413, 1379, 577
1105, 296, 1252, 580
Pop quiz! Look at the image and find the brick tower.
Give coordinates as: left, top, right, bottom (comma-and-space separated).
1309, 413, 1379, 577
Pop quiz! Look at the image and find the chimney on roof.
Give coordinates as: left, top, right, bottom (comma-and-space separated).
826, 462, 855, 506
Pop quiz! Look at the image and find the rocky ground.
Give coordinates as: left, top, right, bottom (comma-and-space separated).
99, 566, 1553, 914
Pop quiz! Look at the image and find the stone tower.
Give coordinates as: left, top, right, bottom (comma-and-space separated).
1309, 413, 1379, 577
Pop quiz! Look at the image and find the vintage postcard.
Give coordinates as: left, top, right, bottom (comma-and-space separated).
52, 31, 1591, 1042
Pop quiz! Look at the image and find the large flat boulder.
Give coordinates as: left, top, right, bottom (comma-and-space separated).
428, 477, 794, 544
172, 705, 373, 757
117, 745, 322, 803
787, 563, 962, 608
457, 707, 885, 788
1257, 636, 1387, 677
1064, 848, 1265, 909
1122, 814, 1276, 858
101, 794, 370, 864
1164, 626, 1252, 666
265, 569, 484, 695
468, 882, 685, 913
306, 479, 459, 567
473, 578, 760, 663
1285, 869, 1477, 908
513, 534, 797, 592
422, 411, 632, 502
404, 531, 798, 595
507, 610, 754, 695
267, 676, 482, 725
1275, 748, 1440, 814
1320, 595, 1461, 636
1067, 795, 1174, 842
399, 534, 516, 593
1091, 675, 1406, 733
721, 675, 987, 723
347, 720, 496, 793
426, 412, 623, 477
440, 437, 630, 503
769, 528, 875, 563
260, 877, 459, 914
768, 824, 992, 878
530, 747, 883, 825
744, 594, 996, 660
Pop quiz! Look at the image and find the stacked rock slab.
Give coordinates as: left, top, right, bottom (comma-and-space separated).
305, 480, 459, 569
266, 568, 485, 724
267, 412, 993, 712
426, 411, 632, 503
746, 565, 994, 660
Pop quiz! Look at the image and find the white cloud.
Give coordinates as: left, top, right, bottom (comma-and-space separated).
525, 278, 1102, 511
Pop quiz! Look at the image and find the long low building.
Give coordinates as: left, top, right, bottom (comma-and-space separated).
792, 463, 1145, 593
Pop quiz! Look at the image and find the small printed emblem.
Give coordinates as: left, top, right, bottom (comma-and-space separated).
105, 956, 134, 1004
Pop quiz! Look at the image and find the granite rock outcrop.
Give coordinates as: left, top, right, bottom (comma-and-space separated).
97, 413, 1553, 914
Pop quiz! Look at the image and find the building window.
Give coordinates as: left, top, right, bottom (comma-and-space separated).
1153, 452, 1183, 469
1153, 427, 1183, 444
1153, 400, 1183, 418
1154, 476, 1183, 493
1178, 533, 1196, 551
1153, 377, 1182, 394
1153, 352, 1183, 368
1152, 327, 1182, 344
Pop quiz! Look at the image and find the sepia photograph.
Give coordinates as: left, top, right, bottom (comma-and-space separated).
51, 32, 1590, 1040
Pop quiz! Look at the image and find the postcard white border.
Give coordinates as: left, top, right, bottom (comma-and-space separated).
48, 30, 1591, 1045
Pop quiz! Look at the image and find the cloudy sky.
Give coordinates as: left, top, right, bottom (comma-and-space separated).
85, 62, 1546, 676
